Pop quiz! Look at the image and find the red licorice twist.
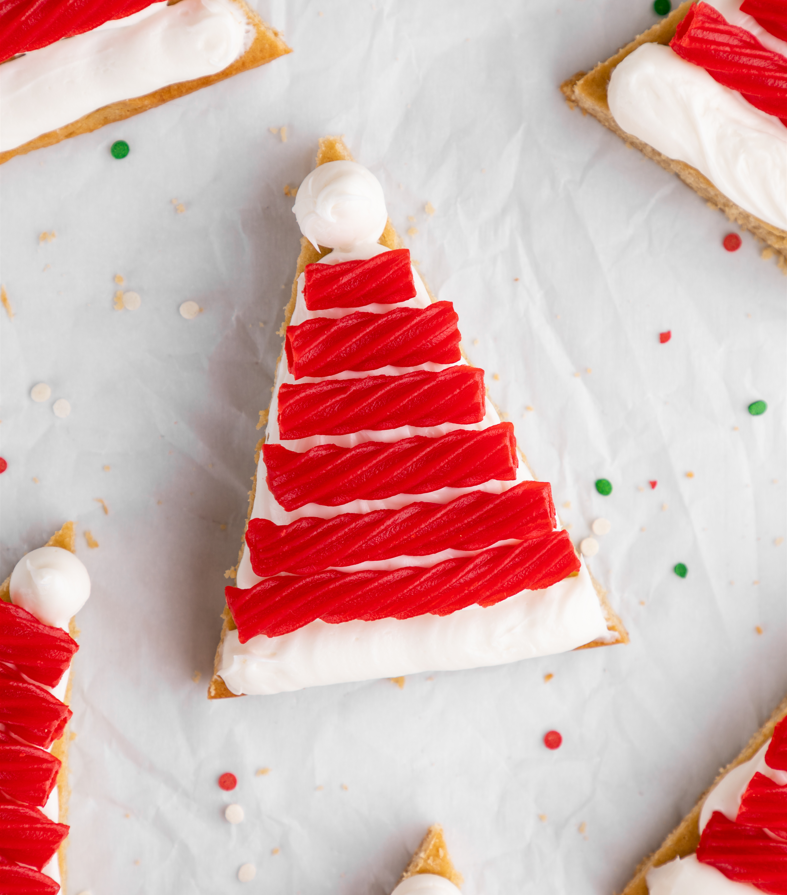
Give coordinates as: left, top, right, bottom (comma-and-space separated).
737, 772, 787, 840
0, 804, 69, 872
246, 480, 557, 576
285, 301, 461, 379
263, 422, 518, 510
0, 744, 61, 808
0, 668, 72, 750
0, 856, 60, 895
277, 367, 486, 439
741, 0, 787, 43
765, 716, 787, 771
0, 602, 78, 689
0, 0, 159, 62
227, 531, 580, 641
671, 3, 787, 127
697, 810, 787, 894
303, 249, 416, 310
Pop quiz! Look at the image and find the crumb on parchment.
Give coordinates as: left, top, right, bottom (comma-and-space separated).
1, 286, 14, 320
39, 231, 56, 244
192, 671, 202, 683
256, 767, 271, 776
94, 498, 109, 515
390, 676, 405, 689
84, 531, 99, 549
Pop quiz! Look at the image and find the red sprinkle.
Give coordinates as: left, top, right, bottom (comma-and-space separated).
723, 233, 742, 252
0, 458, 6, 474
218, 773, 237, 791
544, 730, 563, 750
649, 480, 658, 490
659, 331, 671, 344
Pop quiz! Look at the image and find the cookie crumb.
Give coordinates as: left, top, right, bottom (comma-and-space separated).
269, 127, 279, 134
84, 531, 99, 549
114, 274, 124, 285
685, 471, 695, 479
390, 676, 405, 689
775, 537, 784, 546
407, 227, 418, 237
756, 625, 764, 635
408, 215, 416, 223
563, 501, 571, 509
341, 784, 349, 791
280, 126, 288, 142
662, 503, 668, 512
492, 373, 500, 381
425, 202, 436, 215
525, 405, 534, 412
257, 409, 269, 430
171, 199, 186, 214
543, 673, 553, 683
179, 301, 201, 320
32, 477, 39, 484
538, 814, 548, 822
1, 286, 14, 320
283, 184, 298, 197
103, 465, 111, 471
256, 767, 270, 777
473, 338, 480, 346
94, 498, 109, 515
39, 231, 56, 244
272, 847, 280, 855
113, 291, 124, 311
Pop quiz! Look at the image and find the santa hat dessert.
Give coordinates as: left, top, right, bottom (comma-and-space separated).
391, 826, 463, 895
562, 0, 787, 266
209, 137, 627, 699
0, 523, 91, 893
0, 0, 290, 165
624, 694, 787, 895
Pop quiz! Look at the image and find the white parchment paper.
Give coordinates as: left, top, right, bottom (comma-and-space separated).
1, 1, 786, 892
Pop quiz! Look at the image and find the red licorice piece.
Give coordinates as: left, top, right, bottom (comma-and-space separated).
671, 3, 787, 127
303, 249, 416, 310
0, 668, 72, 750
697, 810, 787, 893
737, 772, 787, 839
741, 0, 787, 43
0, 856, 60, 895
277, 367, 486, 439
0, 601, 78, 689
659, 330, 672, 344
0, 0, 159, 62
263, 422, 518, 510
765, 716, 787, 771
0, 804, 69, 871
0, 744, 61, 808
285, 301, 461, 379
247, 481, 557, 576
227, 531, 580, 641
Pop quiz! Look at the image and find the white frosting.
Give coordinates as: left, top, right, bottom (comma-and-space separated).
217, 164, 613, 695
390, 874, 462, 895
9, 546, 91, 629
647, 734, 787, 894
607, 0, 787, 233
0, 0, 249, 153
293, 161, 389, 252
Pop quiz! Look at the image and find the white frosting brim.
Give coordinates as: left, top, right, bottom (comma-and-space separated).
218, 244, 613, 696
0, 0, 250, 154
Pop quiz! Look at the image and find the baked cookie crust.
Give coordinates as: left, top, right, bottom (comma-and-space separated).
620, 692, 787, 895
208, 136, 627, 699
560, 1, 787, 269
0, 0, 291, 166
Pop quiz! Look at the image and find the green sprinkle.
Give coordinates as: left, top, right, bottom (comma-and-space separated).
748, 400, 767, 416
654, 0, 671, 15
674, 563, 688, 578
595, 478, 613, 496
111, 140, 130, 160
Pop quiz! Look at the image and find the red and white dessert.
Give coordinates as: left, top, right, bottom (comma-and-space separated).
215, 159, 621, 696
0, 544, 91, 893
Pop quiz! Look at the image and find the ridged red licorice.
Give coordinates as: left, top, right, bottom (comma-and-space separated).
285, 302, 461, 379
766, 717, 787, 771
278, 367, 486, 439
737, 772, 787, 839
303, 249, 416, 310
247, 481, 557, 576
0, 602, 78, 690
0, 804, 69, 872
0, 856, 60, 895
671, 3, 787, 127
0, 668, 72, 750
0, 744, 60, 808
264, 422, 518, 510
0, 0, 159, 63
697, 810, 787, 893
227, 531, 579, 641
741, 0, 787, 43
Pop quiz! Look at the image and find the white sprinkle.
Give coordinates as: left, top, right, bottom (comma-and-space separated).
225, 804, 245, 824
238, 863, 256, 883
580, 537, 599, 557
31, 382, 51, 403
592, 518, 611, 536
179, 300, 201, 320
53, 398, 71, 419
122, 291, 141, 311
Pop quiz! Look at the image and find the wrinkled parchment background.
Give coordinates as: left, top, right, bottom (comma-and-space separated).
1, 1, 786, 892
